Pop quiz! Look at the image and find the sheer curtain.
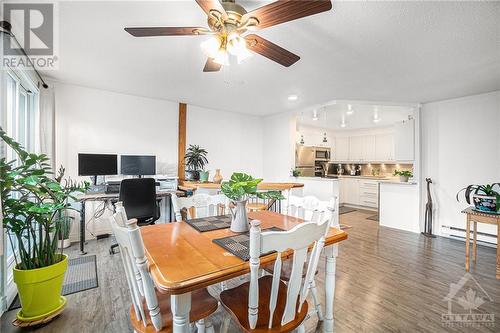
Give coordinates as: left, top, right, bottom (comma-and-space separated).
39, 85, 56, 171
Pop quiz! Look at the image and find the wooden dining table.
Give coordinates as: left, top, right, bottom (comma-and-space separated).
140, 211, 348, 333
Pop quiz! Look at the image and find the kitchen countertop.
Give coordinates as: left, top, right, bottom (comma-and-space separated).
298, 175, 417, 184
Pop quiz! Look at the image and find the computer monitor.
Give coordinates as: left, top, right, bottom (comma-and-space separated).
78, 153, 118, 185
121, 155, 156, 177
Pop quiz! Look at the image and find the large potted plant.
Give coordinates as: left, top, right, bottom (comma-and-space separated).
456, 183, 500, 214
221, 173, 284, 232
184, 144, 209, 181
0, 128, 87, 322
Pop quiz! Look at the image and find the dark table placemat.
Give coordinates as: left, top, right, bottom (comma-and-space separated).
185, 215, 233, 232
212, 227, 283, 261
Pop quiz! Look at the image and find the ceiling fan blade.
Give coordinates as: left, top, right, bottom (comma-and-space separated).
245, 34, 300, 67
195, 0, 228, 21
241, 0, 332, 30
203, 58, 222, 72
124, 27, 207, 37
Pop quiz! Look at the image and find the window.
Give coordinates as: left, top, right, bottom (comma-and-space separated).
1, 69, 40, 310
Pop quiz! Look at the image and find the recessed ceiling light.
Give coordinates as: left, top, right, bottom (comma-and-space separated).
288, 94, 298, 101
346, 104, 354, 115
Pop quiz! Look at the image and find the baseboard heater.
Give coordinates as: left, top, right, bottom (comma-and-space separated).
441, 225, 497, 248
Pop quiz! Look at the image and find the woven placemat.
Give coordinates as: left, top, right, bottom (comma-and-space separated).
185, 215, 235, 232
212, 227, 283, 261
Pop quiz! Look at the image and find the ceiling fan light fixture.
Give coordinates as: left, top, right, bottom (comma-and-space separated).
213, 48, 229, 66
227, 32, 253, 63
201, 36, 221, 58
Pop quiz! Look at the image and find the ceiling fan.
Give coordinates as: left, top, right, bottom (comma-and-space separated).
124, 0, 333, 72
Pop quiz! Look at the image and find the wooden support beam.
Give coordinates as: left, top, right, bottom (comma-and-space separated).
178, 103, 187, 181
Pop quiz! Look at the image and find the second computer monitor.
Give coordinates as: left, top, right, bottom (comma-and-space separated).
121, 155, 156, 177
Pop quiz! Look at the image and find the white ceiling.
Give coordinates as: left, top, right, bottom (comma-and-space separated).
297, 102, 414, 130
41, 1, 500, 116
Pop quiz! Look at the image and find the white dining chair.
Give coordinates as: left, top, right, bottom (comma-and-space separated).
219, 218, 330, 333
271, 195, 338, 322
171, 193, 227, 222
110, 202, 218, 333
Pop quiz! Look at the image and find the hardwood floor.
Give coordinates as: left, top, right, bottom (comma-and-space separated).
1, 210, 499, 332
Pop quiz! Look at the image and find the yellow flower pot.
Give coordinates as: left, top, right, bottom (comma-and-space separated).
13, 254, 68, 321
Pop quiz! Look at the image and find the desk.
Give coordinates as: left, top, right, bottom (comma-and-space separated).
76, 190, 180, 255
141, 211, 348, 333
462, 207, 500, 279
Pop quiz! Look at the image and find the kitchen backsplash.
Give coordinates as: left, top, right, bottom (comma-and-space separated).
343, 163, 413, 177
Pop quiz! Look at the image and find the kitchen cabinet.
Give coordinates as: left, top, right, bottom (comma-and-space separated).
342, 178, 360, 205
394, 119, 414, 161
375, 134, 394, 161
340, 177, 379, 209
348, 136, 364, 161
363, 135, 377, 161
333, 136, 349, 161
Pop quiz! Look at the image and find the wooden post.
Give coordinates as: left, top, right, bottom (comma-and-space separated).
178, 103, 187, 182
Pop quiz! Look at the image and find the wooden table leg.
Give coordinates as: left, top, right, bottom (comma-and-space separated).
171, 292, 191, 333
473, 221, 477, 262
465, 216, 470, 272
496, 222, 500, 279
323, 244, 338, 333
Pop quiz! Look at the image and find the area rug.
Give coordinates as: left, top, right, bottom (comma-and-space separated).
339, 207, 357, 215
8, 255, 98, 311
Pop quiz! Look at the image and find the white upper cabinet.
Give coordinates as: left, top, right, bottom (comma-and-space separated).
349, 136, 364, 161
363, 135, 377, 161
394, 119, 415, 161
375, 133, 394, 161
334, 136, 350, 161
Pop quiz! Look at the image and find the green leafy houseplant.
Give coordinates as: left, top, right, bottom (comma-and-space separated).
1, 127, 88, 320
221, 173, 284, 202
291, 168, 301, 177
393, 170, 413, 178
221, 173, 284, 232
184, 144, 208, 181
456, 183, 500, 213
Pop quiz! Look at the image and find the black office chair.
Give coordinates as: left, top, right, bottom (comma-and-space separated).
110, 178, 160, 254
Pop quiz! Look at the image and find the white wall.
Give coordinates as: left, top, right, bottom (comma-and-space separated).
186, 105, 263, 179
54, 82, 179, 180
421, 91, 500, 241
262, 112, 296, 181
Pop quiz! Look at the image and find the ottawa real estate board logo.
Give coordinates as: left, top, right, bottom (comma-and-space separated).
442, 273, 495, 328
2, 2, 59, 70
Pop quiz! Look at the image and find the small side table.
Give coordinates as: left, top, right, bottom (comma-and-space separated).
462, 207, 500, 279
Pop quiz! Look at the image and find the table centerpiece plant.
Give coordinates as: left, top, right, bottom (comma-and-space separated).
221, 173, 284, 232
0, 128, 88, 322
184, 144, 209, 181
456, 183, 500, 214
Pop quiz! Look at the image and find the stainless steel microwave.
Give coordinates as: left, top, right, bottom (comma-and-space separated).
315, 148, 330, 161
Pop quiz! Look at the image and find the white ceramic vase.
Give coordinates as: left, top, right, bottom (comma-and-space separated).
229, 200, 249, 233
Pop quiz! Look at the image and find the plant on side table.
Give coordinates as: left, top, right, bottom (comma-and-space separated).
221, 173, 284, 232
394, 170, 413, 183
456, 183, 500, 214
185, 144, 209, 181
0, 128, 88, 323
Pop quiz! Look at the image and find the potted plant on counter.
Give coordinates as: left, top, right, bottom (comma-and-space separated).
184, 144, 209, 181
456, 183, 500, 214
221, 173, 284, 232
0, 128, 88, 323
394, 170, 413, 182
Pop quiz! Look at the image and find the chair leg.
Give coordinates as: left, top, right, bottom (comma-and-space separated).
220, 312, 231, 333
310, 280, 324, 321
196, 319, 206, 333
296, 324, 306, 333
